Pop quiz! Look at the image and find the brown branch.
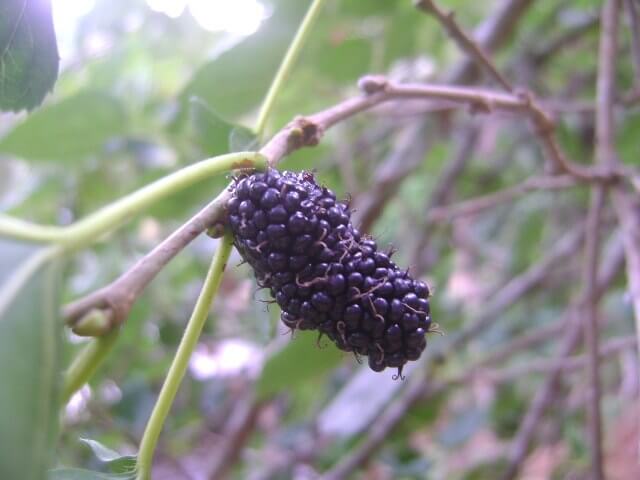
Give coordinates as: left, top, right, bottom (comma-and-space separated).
611, 192, 640, 356
500, 6, 624, 476
64, 192, 234, 328
451, 335, 636, 386
64, 67, 633, 330
603, 0, 640, 400
380, 80, 621, 181
322, 373, 445, 480
347, 0, 536, 237
350, 121, 429, 232
428, 174, 578, 222
499, 228, 626, 480
476, 234, 624, 368
596, 1, 621, 170
322, 324, 635, 480
446, 0, 535, 84
532, 14, 599, 66
501, 6, 623, 472
448, 223, 585, 353
500, 319, 577, 479
206, 396, 263, 480
322, 223, 587, 479
416, 0, 514, 91
411, 126, 479, 272
582, 187, 606, 480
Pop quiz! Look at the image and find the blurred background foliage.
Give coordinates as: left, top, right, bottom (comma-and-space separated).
0, 0, 639, 479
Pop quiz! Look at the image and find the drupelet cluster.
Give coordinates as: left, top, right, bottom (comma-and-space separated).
227, 169, 432, 378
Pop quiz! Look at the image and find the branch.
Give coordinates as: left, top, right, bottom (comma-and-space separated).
415, 0, 514, 91
322, 373, 445, 480
387, 81, 622, 181
498, 228, 625, 480
64, 189, 236, 329
447, 223, 585, 353
499, 318, 573, 478
427, 174, 578, 222
350, 121, 429, 232
206, 395, 263, 480
55, 1, 585, 332
527, 14, 599, 67
476, 234, 624, 368
596, 0, 620, 169
582, 187, 606, 480
500, 6, 624, 475
64, 76, 631, 331
451, 335, 636, 386
446, 0, 536, 84
411, 126, 479, 272
598, 0, 640, 358
355, 0, 537, 239
611, 192, 640, 359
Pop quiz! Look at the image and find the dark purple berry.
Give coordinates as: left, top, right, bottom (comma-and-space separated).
227, 169, 436, 376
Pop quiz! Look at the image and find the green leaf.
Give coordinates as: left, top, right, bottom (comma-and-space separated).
79, 438, 137, 474
79, 438, 124, 463
189, 97, 258, 156
189, 97, 234, 156
0, 0, 59, 111
256, 331, 343, 400
48, 468, 135, 480
180, 0, 311, 121
0, 240, 62, 480
0, 90, 126, 163
229, 125, 259, 152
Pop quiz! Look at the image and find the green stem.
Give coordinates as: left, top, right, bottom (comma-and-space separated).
253, 0, 327, 138
61, 326, 120, 404
136, 232, 233, 480
0, 152, 266, 250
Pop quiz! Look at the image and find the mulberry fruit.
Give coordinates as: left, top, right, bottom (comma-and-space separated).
227, 169, 432, 378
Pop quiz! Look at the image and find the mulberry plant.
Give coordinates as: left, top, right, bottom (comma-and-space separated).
227, 168, 433, 378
